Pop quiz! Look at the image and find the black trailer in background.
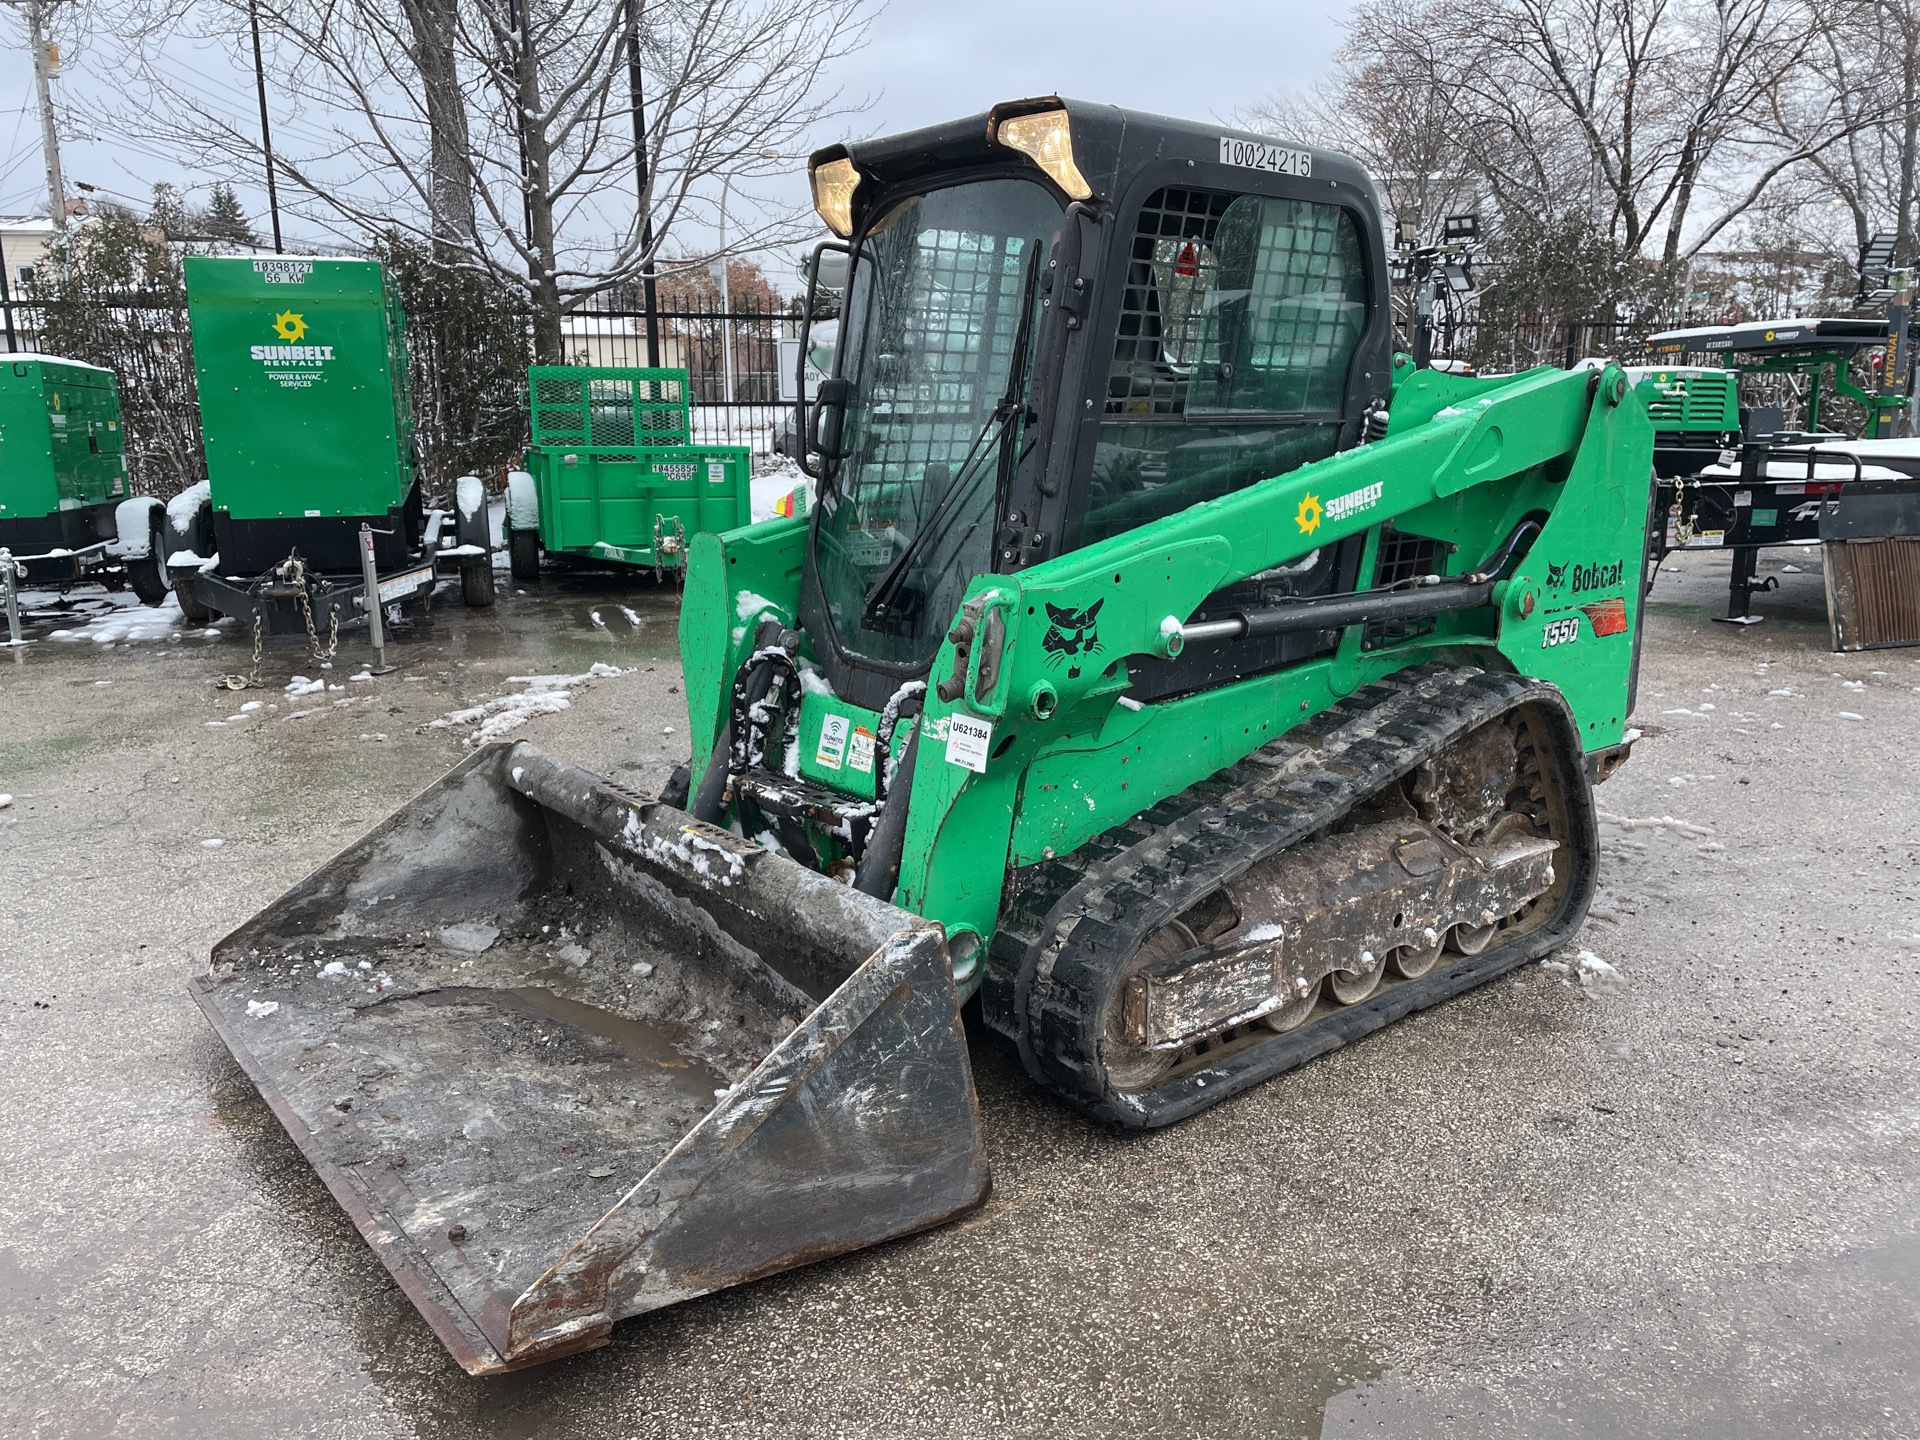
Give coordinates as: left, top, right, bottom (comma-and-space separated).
1641, 315, 1920, 648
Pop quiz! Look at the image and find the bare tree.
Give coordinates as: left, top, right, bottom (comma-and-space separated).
1802, 0, 1920, 271
106, 0, 870, 361
1239, 0, 1487, 249
1277, 0, 1867, 272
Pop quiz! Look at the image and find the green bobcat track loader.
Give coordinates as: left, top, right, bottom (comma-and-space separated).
192, 99, 1655, 1373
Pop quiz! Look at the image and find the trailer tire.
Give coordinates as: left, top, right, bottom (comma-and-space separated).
171, 568, 217, 624
127, 510, 170, 605
507, 528, 540, 581
460, 557, 495, 608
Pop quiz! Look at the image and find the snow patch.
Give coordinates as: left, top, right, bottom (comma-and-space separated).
426, 663, 631, 745
46, 594, 188, 646
165, 480, 210, 531
1575, 949, 1624, 991
245, 999, 279, 1019
1596, 810, 1712, 837
505, 470, 540, 530
440, 923, 501, 954
455, 474, 486, 522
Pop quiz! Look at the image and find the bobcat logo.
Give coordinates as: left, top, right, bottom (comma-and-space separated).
1042, 599, 1104, 679
1545, 562, 1569, 588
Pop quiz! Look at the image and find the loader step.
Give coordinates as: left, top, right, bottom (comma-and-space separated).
987, 663, 1599, 1129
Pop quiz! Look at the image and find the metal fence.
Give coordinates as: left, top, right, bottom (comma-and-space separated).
0, 282, 1677, 501
1432, 319, 1644, 373
559, 296, 803, 454
0, 290, 806, 499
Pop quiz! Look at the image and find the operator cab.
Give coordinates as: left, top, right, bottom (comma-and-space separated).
795, 98, 1396, 710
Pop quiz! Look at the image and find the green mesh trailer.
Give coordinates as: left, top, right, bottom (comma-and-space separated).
169, 256, 493, 647
0, 354, 172, 604
505, 367, 751, 582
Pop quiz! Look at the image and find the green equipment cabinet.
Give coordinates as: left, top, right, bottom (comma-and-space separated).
505, 367, 751, 582
169, 255, 492, 641
1628, 365, 1740, 478
0, 355, 170, 602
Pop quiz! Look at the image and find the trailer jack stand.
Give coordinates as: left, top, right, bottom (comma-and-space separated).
1713, 545, 1777, 625
357, 523, 396, 674
1, 550, 21, 648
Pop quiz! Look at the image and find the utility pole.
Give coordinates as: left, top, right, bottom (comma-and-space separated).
625, 0, 659, 367
24, 0, 66, 227
246, 0, 283, 252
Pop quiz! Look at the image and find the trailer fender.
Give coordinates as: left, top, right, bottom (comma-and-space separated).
454, 475, 491, 551
505, 469, 539, 534
108, 496, 164, 559
164, 479, 214, 562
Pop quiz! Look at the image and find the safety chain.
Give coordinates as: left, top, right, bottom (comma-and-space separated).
1670, 473, 1695, 548
216, 610, 265, 691
290, 555, 340, 664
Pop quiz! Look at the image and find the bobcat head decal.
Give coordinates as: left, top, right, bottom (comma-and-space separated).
1545, 561, 1569, 588
1042, 599, 1104, 679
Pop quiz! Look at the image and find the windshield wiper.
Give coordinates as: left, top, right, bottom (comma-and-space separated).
860, 249, 1043, 630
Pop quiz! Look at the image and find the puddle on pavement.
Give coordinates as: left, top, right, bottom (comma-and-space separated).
447, 985, 725, 1105
3, 574, 683, 669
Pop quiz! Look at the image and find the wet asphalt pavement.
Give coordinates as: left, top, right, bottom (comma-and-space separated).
1, 547, 1916, 1439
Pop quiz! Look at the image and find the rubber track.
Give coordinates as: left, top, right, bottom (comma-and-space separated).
985, 662, 1599, 1129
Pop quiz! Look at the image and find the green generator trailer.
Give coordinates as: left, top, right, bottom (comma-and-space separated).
168, 256, 493, 644
505, 366, 751, 582
198, 98, 1660, 1372
0, 354, 169, 603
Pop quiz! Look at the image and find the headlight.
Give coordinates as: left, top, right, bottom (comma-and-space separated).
810, 157, 861, 239
993, 107, 1091, 201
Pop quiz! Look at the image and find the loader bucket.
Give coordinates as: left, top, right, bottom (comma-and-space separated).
190, 742, 989, 1374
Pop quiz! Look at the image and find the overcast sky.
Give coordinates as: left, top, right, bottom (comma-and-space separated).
0, 0, 1345, 258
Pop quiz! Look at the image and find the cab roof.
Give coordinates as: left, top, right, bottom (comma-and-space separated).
812, 97, 1379, 227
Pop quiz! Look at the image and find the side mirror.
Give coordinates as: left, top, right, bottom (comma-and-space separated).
809, 377, 849, 461
798, 239, 854, 481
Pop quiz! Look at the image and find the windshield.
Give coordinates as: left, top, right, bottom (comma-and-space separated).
813, 177, 1063, 670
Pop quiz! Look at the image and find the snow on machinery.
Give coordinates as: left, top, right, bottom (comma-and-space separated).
0, 355, 172, 622
504, 365, 752, 583
166, 256, 495, 656
193, 98, 1657, 1372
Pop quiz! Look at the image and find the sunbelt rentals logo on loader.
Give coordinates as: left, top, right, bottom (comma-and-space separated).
251, 309, 335, 390
1297, 481, 1383, 535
